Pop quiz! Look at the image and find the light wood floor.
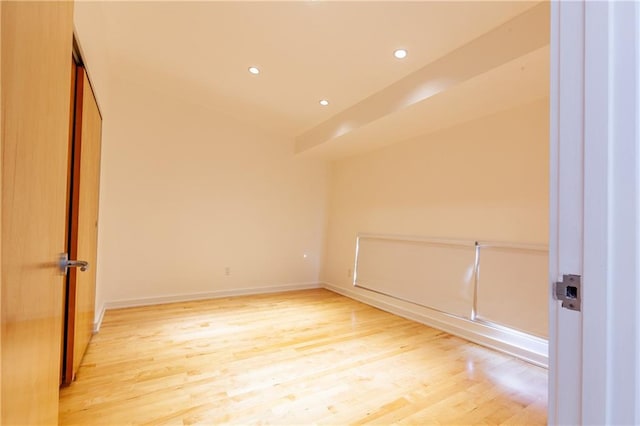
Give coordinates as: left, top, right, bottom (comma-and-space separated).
59, 289, 547, 425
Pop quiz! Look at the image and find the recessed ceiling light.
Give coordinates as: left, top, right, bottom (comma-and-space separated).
393, 49, 408, 59
319, 99, 329, 106
248, 66, 260, 75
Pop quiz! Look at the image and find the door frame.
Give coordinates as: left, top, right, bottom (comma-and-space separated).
62, 57, 85, 386
62, 42, 103, 385
548, 1, 583, 423
549, 1, 640, 423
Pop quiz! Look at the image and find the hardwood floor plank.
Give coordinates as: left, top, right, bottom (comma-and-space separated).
59, 289, 547, 425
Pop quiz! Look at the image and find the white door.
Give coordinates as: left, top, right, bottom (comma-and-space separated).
548, 2, 584, 423
549, 1, 640, 424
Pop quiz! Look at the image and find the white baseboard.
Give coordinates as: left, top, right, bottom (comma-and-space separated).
321, 282, 548, 368
93, 305, 106, 333
94, 282, 322, 331
93, 281, 547, 367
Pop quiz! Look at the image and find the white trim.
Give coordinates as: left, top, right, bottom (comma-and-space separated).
582, 1, 610, 424
93, 305, 106, 333
601, 2, 640, 423
551, 1, 640, 423
322, 282, 548, 368
96, 282, 321, 325
93, 281, 547, 367
357, 232, 475, 248
549, 1, 585, 424
548, 0, 561, 418
476, 241, 548, 252
358, 233, 547, 252
104, 282, 321, 310
636, 7, 640, 422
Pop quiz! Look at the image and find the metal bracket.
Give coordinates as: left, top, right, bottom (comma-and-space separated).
553, 274, 581, 311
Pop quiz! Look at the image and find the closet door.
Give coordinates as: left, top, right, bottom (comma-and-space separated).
62, 65, 102, 385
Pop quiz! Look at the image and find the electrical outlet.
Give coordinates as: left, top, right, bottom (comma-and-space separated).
225, 267, 231, 276
347, 268, 352, 278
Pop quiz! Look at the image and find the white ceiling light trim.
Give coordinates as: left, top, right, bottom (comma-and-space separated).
393, 49, 408, 59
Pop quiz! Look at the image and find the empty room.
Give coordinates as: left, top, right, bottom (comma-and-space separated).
3, 1, 640, 425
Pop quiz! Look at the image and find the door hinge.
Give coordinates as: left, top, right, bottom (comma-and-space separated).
553, 274, 581, 312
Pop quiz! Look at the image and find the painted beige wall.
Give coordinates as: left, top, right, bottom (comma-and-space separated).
74, 2, 110, 115
322, 98, 549, 289
95, 76, 327, 312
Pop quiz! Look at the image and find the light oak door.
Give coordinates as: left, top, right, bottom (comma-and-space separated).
62, 65, 102, 385
1, 1, 74, 424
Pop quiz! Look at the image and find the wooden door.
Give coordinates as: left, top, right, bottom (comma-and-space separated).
62, 65, 102, 385
1, 1, 74, 424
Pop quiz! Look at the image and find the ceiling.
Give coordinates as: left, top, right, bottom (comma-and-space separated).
76, 1, 548, 158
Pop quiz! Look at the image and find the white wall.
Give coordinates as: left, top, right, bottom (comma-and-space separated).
323, 98, 549, 289
74, 1, 111, 116
95, 76, 328, 315
320, 99, 549, 363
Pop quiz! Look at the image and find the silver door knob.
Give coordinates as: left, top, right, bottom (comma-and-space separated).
59, 253, 89, 274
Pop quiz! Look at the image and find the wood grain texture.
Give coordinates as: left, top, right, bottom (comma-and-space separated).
59, 289, 547, 425
63, 65, 102, 384
63, 62, 84, 386
73, 69, 102, 376
1, 1, 74, 424
0, 0, 3, 417
61, 59, 78, 387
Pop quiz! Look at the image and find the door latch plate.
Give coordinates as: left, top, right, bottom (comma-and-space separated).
553, 274, 581, 311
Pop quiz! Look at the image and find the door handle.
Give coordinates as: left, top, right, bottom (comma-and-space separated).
59, 253, 89, 275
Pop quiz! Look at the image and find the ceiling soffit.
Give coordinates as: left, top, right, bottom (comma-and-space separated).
295, 2, 549, 156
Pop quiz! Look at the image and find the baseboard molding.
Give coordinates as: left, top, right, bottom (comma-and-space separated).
93, 304, 106, 333
322, 282, 548, 368
94, 281, 547, 367
98, 282, 322, 322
